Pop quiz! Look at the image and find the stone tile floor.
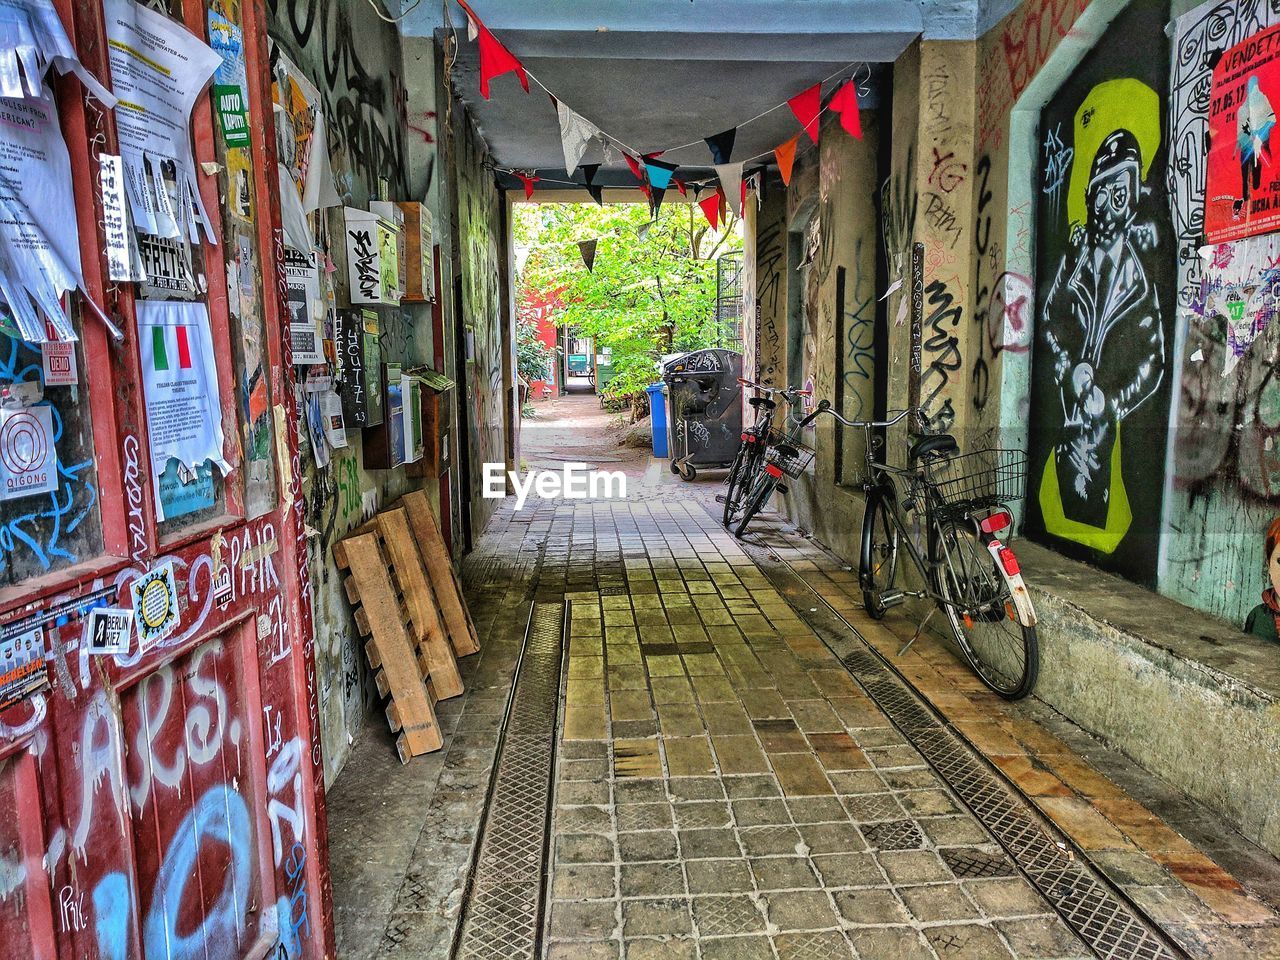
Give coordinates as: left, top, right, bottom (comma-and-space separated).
327, 395, 1280, 958
544, 499, 1090, 960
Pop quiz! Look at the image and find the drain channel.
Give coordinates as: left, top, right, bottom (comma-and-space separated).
734, 526, 1187, 960
838, 647, 1182, 960
453, 601, 564, 960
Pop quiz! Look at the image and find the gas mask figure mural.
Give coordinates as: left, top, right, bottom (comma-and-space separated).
1041, 129, 1165, 532
1027, 11, 1175, 588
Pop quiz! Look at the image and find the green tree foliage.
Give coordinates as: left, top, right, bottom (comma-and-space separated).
516, 314, 557, 384
514, 201, 742, 398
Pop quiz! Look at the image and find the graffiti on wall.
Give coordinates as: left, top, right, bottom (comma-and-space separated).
1027, 0, 1173, 584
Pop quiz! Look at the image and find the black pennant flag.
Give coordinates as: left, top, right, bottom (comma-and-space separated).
579, 163, 604, 206
704, 128, 737, 165
649, 185, 667, 217
578, 239, 598, 271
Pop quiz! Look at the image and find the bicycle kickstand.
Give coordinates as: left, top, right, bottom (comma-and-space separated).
898, 607, 935, 657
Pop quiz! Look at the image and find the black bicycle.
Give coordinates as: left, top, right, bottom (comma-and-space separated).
722, 378, 810, 528
731, 396, 822, 538
826, 406, 1039, 700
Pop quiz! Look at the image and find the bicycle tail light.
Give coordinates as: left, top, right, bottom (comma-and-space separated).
997, 545, 1020, 576
979, 510, 1011, 535
765, 463, 783, 479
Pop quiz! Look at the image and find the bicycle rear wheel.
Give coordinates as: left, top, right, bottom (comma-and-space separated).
931, 517, 1038, 699
734, 470, 778, 538
859, 490, 899, 618
723, 443, 753, 526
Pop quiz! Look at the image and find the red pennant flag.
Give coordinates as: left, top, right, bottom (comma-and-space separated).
673, 178, 687, 197
515, 171, 539, 200
699, 191, 721, 230
462, 0, 528, 101
774, 136, 799, 186
788, 83, 822, 144
623, 153, 645, 182
830, 80, 862, 139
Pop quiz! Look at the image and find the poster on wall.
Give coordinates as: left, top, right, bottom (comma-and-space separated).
0, 402, 57, 501
104, 0, 220, 244
285, 249, 324, 364
136, 300, 230, 519
1206, 23, 1280, 243
207, 11, 250, 149
0, 622, 46, 711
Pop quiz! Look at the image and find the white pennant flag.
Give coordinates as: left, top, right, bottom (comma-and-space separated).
715, 162, 744, 217
557, 102, 599, 176
466, 12, 479, 41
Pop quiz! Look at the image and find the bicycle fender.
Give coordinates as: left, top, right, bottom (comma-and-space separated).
986, 540, 1037, 627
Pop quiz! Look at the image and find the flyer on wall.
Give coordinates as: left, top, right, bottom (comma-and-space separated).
103, 0, 221, 245
136, 300, 230, 519
1206, 23, 1280, 243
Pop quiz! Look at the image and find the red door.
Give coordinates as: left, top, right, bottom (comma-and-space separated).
0, 0, 332, 957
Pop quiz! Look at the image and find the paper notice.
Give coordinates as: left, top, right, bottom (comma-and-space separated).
40, 337, 75, 385
0, 90, 81, 342
136, 300, 229, 519
321, 390, 346, 448
285, 249, 324, 364
0, 0, 114, 103
104, 0, 220, 244
99, 153, 144, 282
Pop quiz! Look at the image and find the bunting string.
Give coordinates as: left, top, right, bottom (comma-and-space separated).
447, 1, 872, 174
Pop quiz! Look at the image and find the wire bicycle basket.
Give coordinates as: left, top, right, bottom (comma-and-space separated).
926, 447, 1027, 513
764, 426, 816, 479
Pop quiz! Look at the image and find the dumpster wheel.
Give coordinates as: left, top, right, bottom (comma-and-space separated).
677, 462, 697, 482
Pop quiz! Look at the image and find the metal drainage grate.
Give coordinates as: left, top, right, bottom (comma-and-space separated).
941, 847, 1016, 879
453, 602, 564, 960
861, 819, 925, 851
839, 649, 1184, 960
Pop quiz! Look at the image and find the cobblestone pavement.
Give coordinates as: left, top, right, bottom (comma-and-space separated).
542, 498, 1090, 960
328, 394, 1280, 959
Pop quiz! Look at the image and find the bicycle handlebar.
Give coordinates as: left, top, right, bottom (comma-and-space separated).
821, 407, 911, 429
737, 377, 811, 398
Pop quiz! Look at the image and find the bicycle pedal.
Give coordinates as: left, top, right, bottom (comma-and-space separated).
714, 495, 727, 504
878, 590, 906, 609
776, 484, 788, 494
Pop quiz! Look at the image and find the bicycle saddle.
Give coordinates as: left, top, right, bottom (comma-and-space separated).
908, 433, 958, 466
748, 396, 776, 410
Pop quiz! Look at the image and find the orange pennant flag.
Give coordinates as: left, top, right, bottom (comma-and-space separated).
774, 136, 799, 186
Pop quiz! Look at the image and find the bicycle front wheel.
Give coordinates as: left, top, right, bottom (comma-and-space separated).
931, 517, 1038, 699
859, 490, 899, 618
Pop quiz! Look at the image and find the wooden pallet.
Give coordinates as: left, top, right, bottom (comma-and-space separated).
400, 490, 481, 657
373, 506, 464, 700
334, 532, 443, 761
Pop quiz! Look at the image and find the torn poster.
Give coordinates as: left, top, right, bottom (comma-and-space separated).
136, 300, 229, 519
207, 10, 250, 149
99, 153, 145, 282
104, 0, 220, 245
0, 90, 81, 342
271, 48, 341, 214
1197, 234, 1280, 377
0, 0, 113, 103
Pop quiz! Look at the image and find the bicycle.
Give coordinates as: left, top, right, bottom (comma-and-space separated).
826, 405, 1039, 700
731, 397, 822, 539
721, 378, 811, 528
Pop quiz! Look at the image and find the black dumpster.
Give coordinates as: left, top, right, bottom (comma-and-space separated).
662, 348, 743, 481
